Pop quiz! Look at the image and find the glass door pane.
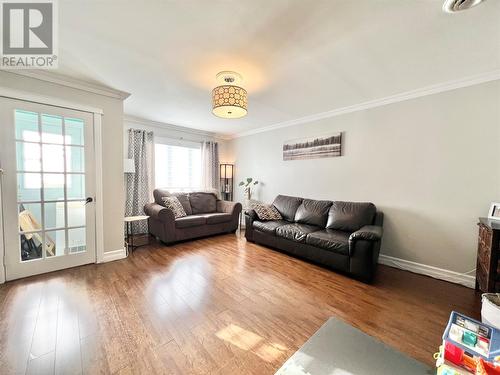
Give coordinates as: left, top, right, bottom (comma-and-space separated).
14, 110, 88, 261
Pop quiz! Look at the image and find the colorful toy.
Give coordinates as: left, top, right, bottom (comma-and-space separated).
436, 312, 500, 374
436, 345, 472, 374
477, 359, 500, 375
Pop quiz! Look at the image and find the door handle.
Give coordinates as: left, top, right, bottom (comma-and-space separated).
85, 197, 94, 205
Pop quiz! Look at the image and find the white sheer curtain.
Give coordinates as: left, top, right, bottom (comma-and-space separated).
201, 141, 219, 193
125, 129, 154, 234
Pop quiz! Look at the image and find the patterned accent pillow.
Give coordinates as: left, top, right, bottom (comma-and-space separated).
161, 196, 187, 219
251, 202, 283, 221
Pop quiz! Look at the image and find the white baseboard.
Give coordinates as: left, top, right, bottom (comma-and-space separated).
102, 248, 127, 263
378, 254, 475, 289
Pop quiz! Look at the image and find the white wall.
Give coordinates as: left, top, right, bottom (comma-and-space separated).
228, 81, 500, 274
0, 71, 126, 255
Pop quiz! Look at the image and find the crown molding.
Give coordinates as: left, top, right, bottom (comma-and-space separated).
230, 70, 500, 139
0, 87, 104, 114
124, 114, 230, 141
2, 70, 131, 100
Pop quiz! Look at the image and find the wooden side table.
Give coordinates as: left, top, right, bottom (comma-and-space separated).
124, 215, 150, 254
476, 217, 500, 292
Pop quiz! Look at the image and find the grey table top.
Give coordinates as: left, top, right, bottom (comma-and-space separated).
275, 318, 434, 375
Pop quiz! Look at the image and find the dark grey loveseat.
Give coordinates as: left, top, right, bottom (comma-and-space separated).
144, 189, 242, 244
245, 195, 383, 282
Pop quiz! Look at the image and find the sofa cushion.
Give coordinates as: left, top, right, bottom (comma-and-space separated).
253, 220, 288, 235
175, 215, 206, 228
161, 196, 187, 219
189, 192, 217, 214
294, 199, 332, 227
272, 195, 303, 222
306, 229, 350, 255
154, 189, 193, 215
203, 213, 232, 225
326, 201, 376, 232
275, 223, 319, 243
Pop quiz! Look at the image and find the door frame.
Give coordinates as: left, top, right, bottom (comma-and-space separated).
0, 89, 105, 283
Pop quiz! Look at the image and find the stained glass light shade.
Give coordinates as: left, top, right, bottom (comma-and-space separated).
212, 85, 248, 119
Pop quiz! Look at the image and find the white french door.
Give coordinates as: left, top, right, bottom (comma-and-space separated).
0, 98, 96, 280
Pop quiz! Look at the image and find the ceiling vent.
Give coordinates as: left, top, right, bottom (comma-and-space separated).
443, 0, 486, 13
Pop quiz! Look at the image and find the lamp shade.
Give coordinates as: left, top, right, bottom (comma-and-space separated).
124, 158, 135, 173
212, 71, 248, 119
212, 85, 247, 119
220, 164, 233, 179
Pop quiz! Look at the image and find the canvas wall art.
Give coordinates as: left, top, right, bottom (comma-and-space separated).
283, 133, 342, 161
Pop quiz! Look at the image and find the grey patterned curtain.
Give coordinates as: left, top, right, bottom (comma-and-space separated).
201, 141, 219, 191
125, 129, 154, 234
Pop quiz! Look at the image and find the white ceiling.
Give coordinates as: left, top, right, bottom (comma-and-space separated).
56, 0, 500, 136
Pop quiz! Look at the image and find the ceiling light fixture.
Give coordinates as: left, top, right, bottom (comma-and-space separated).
212, 71, 248, 119
443, 0, 486, 13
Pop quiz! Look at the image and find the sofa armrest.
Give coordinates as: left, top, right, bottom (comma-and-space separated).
348, 225, 383, 282
244, 209, 257, 220
349, 225, 383, 244
217, 200, 242, 216
144, 202, 176, 243
244, 209, 257, 242
144, 202, 175, 223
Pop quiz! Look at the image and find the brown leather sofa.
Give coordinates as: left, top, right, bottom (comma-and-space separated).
144, 189, 242, 244
245, 195, 383, 282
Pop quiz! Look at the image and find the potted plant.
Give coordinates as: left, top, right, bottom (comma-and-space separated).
239, 177, 259, 200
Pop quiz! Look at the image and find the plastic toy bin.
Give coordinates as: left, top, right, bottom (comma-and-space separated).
482, 294, 500, 330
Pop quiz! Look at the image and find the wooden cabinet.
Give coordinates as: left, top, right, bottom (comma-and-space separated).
476, 218, 500, 292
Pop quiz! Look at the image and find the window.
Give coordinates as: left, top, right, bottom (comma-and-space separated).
154, 140, 201, 191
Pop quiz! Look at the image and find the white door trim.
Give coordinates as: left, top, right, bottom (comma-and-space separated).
93, 114, 105, 263
0, 87, 104, 114
0, 167, 5, 284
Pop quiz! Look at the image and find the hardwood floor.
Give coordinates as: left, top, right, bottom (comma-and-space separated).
0, 233, 481, 374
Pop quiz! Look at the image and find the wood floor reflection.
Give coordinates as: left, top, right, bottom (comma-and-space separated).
0, 233, 481, 374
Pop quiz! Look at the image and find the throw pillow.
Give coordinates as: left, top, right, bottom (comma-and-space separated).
161, 196, 187, 219
251, 202, 283, 221
171, 193, 193, 215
